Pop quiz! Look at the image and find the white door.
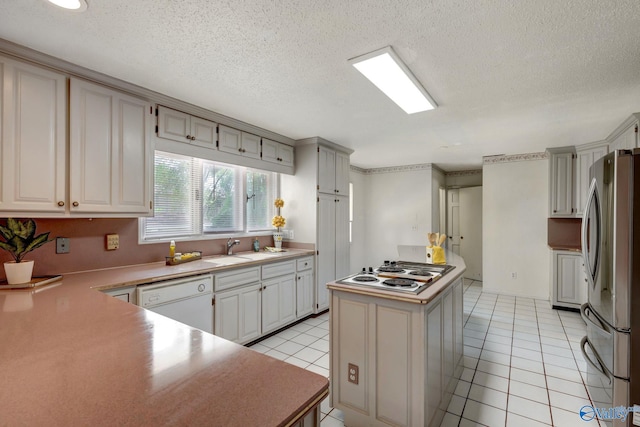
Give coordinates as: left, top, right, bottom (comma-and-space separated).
215, 289, 241, 342
448, 187, 483, 281
241, 132, 262, 159
459, 187, 483, 281
261, 279, 280, 334
335, 151, 350, 196
261, 138, 279, 164
0, 56, 67, 213
316, 193, 336, 312
335, 195, 350, 280
238, 284, 261, 343
279, 274, 296, 325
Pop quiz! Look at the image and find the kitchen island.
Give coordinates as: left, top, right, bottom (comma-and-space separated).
0, 249, 327, 426
327, 251, 466, 427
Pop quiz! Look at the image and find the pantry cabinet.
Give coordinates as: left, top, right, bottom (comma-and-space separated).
282, 138, 352, 314
576, 142, 608, 216
551, 250, 586, 310
548, 147, 576, 217
0, 55, 67, 214
218, 125, 261, 160
69, 79, 153, 215
157, 106, 217, 148
262, 138, 294, 168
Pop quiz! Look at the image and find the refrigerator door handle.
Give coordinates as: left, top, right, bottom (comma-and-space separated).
580, 303, 612, 339
580, 336, 612, 385
581, 178, 600, 290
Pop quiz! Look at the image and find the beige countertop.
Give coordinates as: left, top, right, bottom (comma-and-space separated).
327, 250, 466, 304
0, 248, 327, 426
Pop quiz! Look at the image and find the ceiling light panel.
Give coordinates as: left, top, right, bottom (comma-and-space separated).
349, 46, 437, 114
46, 0, 88, 12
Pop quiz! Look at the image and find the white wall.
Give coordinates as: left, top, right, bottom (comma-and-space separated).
349, 168, 367, 272
483, 157, 550, 299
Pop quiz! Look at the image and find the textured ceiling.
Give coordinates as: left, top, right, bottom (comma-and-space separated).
1, 0, 640, 170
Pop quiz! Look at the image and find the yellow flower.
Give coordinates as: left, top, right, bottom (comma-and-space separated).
274, 198, 284, 208
272, 215, 286, 228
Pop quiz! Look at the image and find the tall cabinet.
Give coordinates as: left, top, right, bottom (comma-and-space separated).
281, 137, 353, 313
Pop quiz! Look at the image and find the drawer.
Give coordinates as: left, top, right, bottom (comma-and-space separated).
214, 266, 261, 291
262, 260, 296, 280
296, 257, 314, 272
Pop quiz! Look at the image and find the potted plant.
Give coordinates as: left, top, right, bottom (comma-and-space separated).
0, 218, 53, 285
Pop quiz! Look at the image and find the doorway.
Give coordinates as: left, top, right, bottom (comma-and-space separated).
447, 186, 482, 281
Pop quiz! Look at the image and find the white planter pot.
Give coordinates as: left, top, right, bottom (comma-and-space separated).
4, 260, 34, 285
273, 232, 283, 249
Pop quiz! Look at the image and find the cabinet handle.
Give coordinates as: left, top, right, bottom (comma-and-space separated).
72, 201, 79, 207
298, 276, 301, 280
186, 135, 192, 140
553, 210, 557, 213
238, 148, 243, 152
191, 136, 196, 140
57, 201, 65, 207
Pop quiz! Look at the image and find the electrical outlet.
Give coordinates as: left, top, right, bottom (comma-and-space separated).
106, 234, 119, 250
511, 272, 517, 279
348, 363, 359, 385
56, 237, 70, 254
289, 229, 294, 240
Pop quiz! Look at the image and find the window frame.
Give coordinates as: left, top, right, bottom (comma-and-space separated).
139, 151, 279, 244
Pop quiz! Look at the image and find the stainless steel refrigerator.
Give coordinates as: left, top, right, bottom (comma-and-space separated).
581, 149, 640, 426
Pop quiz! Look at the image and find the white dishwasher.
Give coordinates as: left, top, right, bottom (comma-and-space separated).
137, 274, 214, 334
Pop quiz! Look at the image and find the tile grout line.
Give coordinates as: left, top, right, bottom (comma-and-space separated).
535, 299, 556, 427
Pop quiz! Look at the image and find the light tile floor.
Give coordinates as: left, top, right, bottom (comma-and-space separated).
249, 280, 598, 427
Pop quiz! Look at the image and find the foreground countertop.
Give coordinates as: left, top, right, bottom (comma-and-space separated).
0, 248, 327, 426
327, 250, 466, 304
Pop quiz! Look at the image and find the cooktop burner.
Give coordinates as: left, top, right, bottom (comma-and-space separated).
408, 269, 435, 276
382, 278, 416, 287
378, 266, 405, 273
352, 275, 378, 282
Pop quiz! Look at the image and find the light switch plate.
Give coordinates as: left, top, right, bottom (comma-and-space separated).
56, 237, 70, 254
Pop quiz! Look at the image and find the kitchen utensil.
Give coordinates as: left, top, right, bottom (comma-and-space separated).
427, 233, 435, 246
438, 234, 447, 246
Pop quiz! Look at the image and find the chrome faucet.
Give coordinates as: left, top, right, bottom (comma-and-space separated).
227, 238, 240, 255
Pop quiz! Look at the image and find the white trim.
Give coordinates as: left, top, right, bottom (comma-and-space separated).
483, 152, 548, 164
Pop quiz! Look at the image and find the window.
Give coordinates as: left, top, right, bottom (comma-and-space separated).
141, 151, 277, 241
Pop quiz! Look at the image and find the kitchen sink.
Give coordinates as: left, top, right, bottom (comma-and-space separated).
236, 251, 286, 261
204, 256, 249, 266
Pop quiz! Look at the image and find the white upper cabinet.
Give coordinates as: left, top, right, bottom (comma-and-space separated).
262, 138, 294, 168
157, 106, 217, 148
0, 55, 67, 214
218, 125, 261, 160
548, 148, 575, 217
608, 115, 639, 152
318, 146, 336, 194
575, 142, 607, 216
70, 78, 153, 215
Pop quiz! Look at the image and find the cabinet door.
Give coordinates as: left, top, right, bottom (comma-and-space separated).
335, 195, 350, 280
218, 125, 242, 155
239, 284, 261, 343
316, 194, 336, 312
442, 289, 454, 404
555, 252, 582, 305
261, 279, 281, 334
335, 151, 350, 196
278, 144, 294, 167
190, 116, 217, 148
261, 138, 279, 164
241, 132, 262, 160
70, 79, 152, 214
0, 56, 67, 213
296, 270, 315, 319
318, 146, 336, 194
550, 152, 574, 217
279, 274, 297, 326
157, 106, 191, 143
215, 284, 261, 343
576, 145, 608, 216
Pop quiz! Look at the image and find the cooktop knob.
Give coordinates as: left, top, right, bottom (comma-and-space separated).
383, 260, 390, 265
368, 267, 374, 273
390, 261, 397, 266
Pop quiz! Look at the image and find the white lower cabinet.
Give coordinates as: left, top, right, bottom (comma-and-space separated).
262, 274, 296, 335
330, 278, 463, 427
215, 283, 261, 344
214, 258, 309, 344
551, 250, 586, 310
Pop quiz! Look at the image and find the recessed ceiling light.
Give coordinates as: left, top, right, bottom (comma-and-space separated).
349, 46, 437, 114
45, 0, 88, 12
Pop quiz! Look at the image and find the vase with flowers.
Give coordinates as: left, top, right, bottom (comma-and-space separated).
272, 198, 286, 249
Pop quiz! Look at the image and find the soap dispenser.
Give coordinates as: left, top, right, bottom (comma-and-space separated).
253, 238, 260, 252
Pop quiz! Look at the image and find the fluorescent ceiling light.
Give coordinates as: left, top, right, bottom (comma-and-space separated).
46, 0, 88, 12
349, 46, 437, 114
